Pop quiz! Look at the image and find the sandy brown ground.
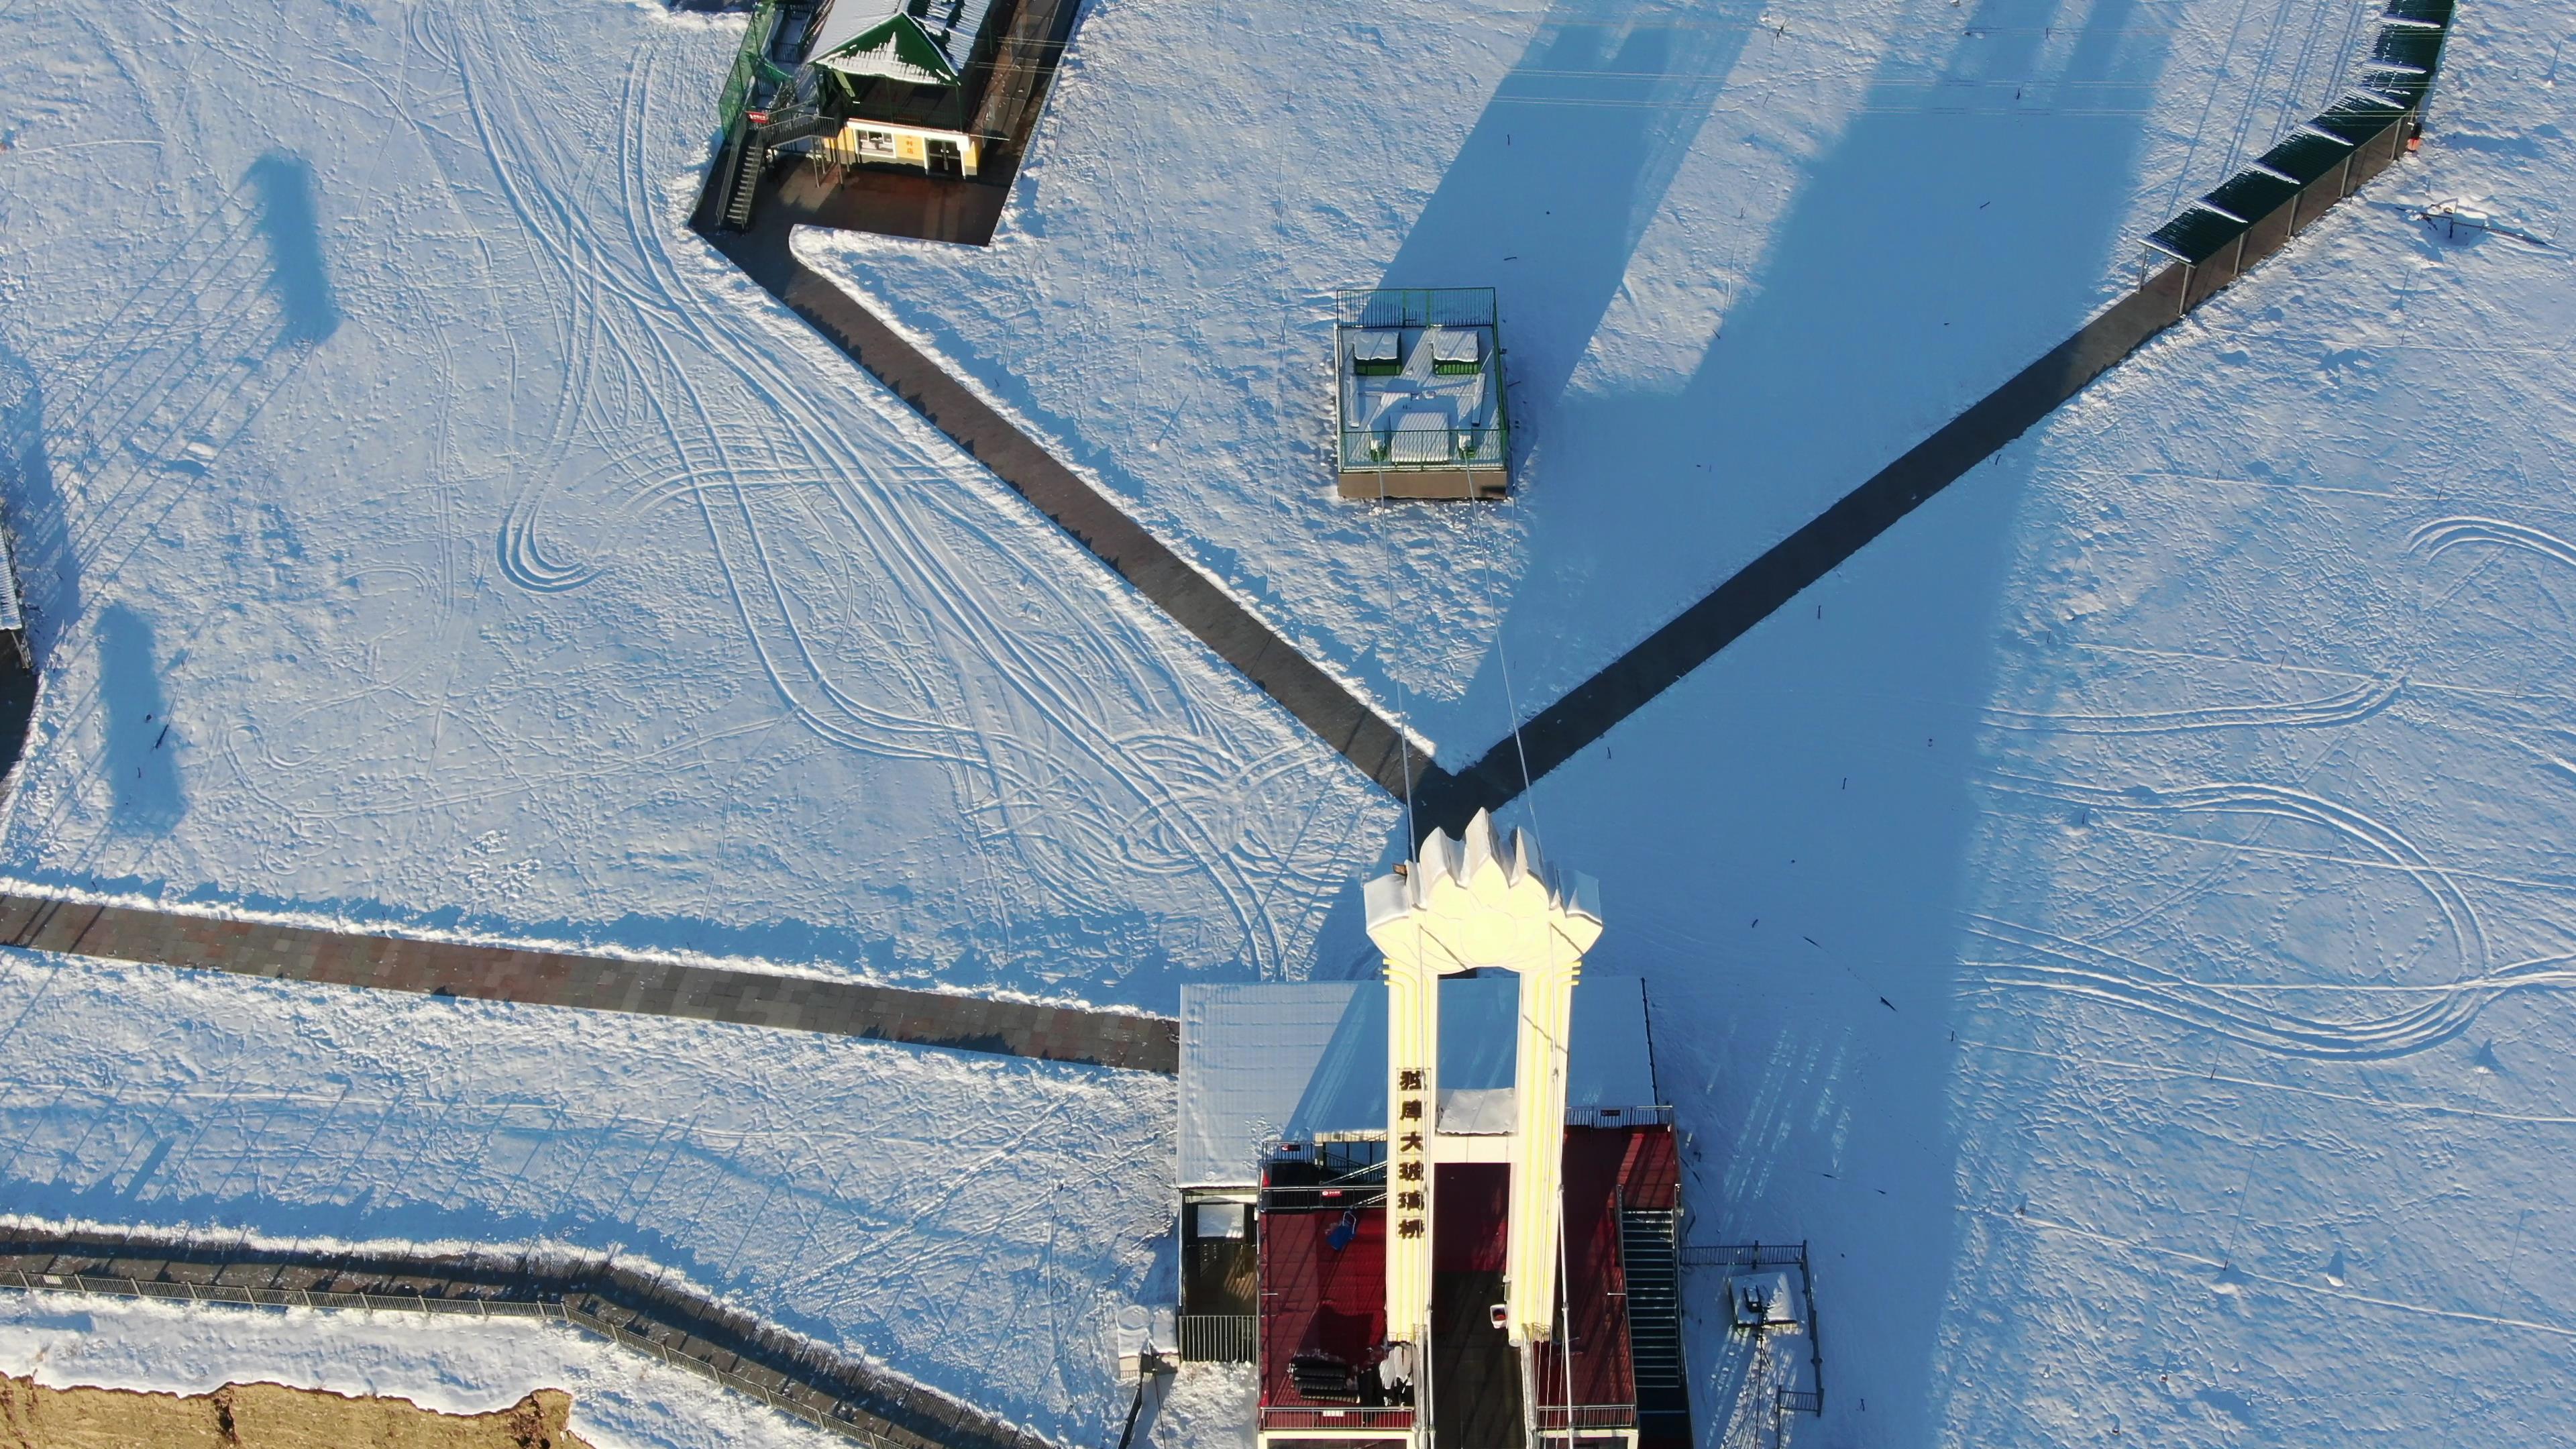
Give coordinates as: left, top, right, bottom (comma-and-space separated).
0, 1373, 595, 1448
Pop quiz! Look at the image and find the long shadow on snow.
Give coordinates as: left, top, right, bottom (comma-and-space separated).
94, 605, 184, 837
1417, 0, 2180, 759
1376, 0, 1762, 412
1415, 0, 2181, 1434
0, 345, 83, 667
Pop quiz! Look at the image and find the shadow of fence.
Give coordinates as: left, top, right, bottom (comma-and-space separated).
1409, 0, 2463, 837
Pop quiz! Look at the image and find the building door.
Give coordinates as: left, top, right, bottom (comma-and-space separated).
926, 138, 964, 176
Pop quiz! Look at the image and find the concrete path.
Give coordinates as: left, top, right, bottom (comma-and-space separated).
0, 894, 1177, 1073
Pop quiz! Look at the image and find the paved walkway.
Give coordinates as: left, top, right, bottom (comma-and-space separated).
705, 159, 2341, 840
710, 215, 1426, 802
1408, 270, 2199, 832
0, 1225, 1055, 1449
0, 894, 1177, 1073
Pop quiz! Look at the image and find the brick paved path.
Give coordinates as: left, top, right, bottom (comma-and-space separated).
0, 894, 1177, 1073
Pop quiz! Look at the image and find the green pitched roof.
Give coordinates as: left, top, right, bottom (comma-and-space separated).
819, 11, 961, 85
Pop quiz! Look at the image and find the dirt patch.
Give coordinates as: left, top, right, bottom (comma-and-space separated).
0, 1372, 595, 1448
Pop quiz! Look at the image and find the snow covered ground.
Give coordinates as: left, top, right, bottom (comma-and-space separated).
808, 0, 2378, 760
0, 0, 1387, 1008
0, 1289, 857, 1449
1466, 7, 2576, 1442
0, 948, 1171, 1443
5, 0, 2575, 1444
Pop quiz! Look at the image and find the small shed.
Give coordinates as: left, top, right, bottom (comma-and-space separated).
797, 0, 1007, 176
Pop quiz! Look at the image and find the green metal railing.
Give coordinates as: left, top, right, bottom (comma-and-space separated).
1334, 286, 1511, 477
717, 0, 798, 136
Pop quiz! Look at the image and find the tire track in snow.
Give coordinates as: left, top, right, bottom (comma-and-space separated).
1995, 775, 2490, 970
1968, 773, 2524, 1057
1982, 668, 2406, 735
1966, 508, 2576, 1055
1961, 916, 2576, 1060
419, 4, 1346, 977
2408, 515, 2576, 574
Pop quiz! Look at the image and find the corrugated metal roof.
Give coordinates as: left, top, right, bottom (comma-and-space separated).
2257, 127, 2359, 183
2145, 206, 2247, 265
808, 0, 994, 86
2204, 169, 2300, 225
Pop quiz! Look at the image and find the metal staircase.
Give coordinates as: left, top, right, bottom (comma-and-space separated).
713, 124, 763, 231
1619, 1209, 1690, 1437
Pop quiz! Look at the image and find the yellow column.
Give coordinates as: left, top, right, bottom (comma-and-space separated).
1364, 811, 1603, 1356
1505, 951, 1580, 1343
1381, 943, 1438, 1346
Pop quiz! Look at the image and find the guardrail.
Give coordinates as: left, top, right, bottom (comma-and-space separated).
1258, 1407, 1415, 1430
0, 1268, 561, 1320
1175, 1314, 1254, 1363
1566, 1105, 1674, 1130
1533, 1403, 1638, 1429
555, 1300, 910, 1449
1678, 1241, 1822, 1419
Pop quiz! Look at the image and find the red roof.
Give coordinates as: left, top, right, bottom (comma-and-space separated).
1260, 1202, 1402, 1417
1530, 1125, 1677, 1422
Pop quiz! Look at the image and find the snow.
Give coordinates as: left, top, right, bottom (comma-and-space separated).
0, 949, 1173, 1444
1456, 6, 2576, 1440
802, 0, 2375, 760
3, 0, 2573, 1442
0, 1291, 856, 1449
0, 0, 1388, 1008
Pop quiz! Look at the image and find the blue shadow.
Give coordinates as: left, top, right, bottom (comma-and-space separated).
1377, 0, 1762, 409
0, 343, 80, 659
95, 604, 184, 835
246, 152, 341, 346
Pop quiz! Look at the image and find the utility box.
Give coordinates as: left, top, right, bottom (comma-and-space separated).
1334, 288, 1510, 501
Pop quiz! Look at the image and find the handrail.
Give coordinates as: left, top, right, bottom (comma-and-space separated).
1258, 1407, 1416, 1429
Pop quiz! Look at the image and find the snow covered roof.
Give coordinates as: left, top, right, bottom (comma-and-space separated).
808, 0, 994, 87
1177, 977, 1662, 1188
1179, 982, 1384, 1189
